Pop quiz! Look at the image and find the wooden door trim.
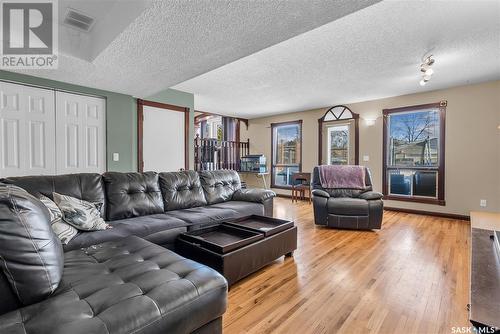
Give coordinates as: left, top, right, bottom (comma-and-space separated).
137, 99, 190, 172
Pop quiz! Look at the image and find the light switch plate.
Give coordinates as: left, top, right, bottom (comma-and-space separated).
113, 153, 120, 162
363, 155, 370, 162
480, 199, 487, 207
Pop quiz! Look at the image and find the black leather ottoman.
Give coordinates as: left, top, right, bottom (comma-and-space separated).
175, 215, 297, 286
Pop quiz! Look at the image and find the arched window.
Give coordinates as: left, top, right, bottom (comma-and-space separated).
318, 105, 359, 165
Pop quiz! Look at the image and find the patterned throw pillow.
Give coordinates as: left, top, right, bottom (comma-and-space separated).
39, 195, 78, 245
52, 192, 110, 231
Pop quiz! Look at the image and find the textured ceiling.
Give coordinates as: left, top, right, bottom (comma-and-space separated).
59, 0, 151, 62
174, 0, 500, 118
13, 0, 379, 97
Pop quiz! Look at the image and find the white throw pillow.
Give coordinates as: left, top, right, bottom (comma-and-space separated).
39, 194, 78, 244
52, 192, 110, 231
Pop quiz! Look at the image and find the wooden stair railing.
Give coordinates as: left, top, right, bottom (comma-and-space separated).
194, 134, 249, 171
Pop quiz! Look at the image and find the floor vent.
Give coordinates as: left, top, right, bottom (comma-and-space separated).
63, 8, 95, 32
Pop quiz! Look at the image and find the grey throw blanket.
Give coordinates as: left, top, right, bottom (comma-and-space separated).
318, 165, 366, 189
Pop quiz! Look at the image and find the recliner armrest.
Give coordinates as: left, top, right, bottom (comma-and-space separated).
232, 188, 276, 203
359, 191, 383, 200
312, 189, 330, 198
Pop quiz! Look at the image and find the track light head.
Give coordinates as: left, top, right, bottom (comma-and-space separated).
419, 54, 435, 86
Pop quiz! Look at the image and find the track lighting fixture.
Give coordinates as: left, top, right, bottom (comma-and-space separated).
419, 55, 435, 86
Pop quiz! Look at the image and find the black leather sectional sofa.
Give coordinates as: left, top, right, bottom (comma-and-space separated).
0, 170, 275, 334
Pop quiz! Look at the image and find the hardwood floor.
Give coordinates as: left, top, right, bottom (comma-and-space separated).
224, 197, 470, 334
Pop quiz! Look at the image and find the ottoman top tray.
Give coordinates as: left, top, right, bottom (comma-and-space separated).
224, 215, 294, 237
179, 225, 264, 254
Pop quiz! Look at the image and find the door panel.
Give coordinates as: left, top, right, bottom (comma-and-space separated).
143, 105, 185, 172
65, 124, 79, 168
86, 126, 98, 168
3, 119, 20, 168
29, 121, 46, 168
56, 92, 106, 174
1, 90, 20, 112
0, 82, 55, 176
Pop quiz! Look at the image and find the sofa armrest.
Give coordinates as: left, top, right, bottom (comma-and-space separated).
232, 188, 276, 203
359, 191, 383, 200
312, 189, 330, 198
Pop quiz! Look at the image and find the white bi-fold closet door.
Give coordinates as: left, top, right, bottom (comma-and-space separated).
0, 82, 56, 176
0, 81, 106, 177
55, 91, 106, 174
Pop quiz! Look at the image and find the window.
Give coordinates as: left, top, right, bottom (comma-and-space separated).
327, 124, 349, 165
205, 116, 223, 140
318, 105, 359, 166
271, 120, 302, 188
383, 102, 446, 205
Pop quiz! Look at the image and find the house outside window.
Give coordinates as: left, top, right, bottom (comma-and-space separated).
327, 124, 349, 165
271, 120, 302, 188
383, 101, 447, 205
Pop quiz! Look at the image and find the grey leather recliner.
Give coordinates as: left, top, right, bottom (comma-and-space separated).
311, 166, 383, 230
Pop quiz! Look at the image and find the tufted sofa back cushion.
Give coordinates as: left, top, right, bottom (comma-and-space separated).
1, 173, 106, 218
103, 172, 164, 220
0, 184, 64, 308
159, 171, 207, 211
312, 166, 373, 198
199, 170, 241, 205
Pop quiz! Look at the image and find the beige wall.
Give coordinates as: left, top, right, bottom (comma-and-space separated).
240, 80, 500, 216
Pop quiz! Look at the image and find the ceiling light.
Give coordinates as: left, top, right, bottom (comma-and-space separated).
419, 54, 435, 86
424, 56, 435, 66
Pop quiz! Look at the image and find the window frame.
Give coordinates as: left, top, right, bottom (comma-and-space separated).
317, 105, 359, 165
382, 101, 447, 206
271, 120, 303, 189
327, 124, 350, 165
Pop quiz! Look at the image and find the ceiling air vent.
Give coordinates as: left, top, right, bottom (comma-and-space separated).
63, 8, 95, 32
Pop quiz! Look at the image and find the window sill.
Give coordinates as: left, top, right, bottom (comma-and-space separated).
383, 195, 445, 206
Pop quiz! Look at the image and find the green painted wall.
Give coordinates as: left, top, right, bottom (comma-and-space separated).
0, 70, 195, 172
146, 88, 195, 169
